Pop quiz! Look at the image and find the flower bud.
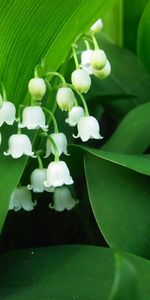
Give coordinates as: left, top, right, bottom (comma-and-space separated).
90, 50, 107, 70
28, 78, 46, 100
90, 19, 103, 33
56, 87, 75, 111
71, 69, 91, 93
65, 106, 84, 127
93, 60, 111, 79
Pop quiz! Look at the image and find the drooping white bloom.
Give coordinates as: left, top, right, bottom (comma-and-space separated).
50, 186, 79, 212
65, 106, 84, 127
44, 161, 73, 188
74, 116, 103, 142
81, 50, 93, 75
90, 50, 107, 70
28, 78, 46, 100
71, 69, 91, 93
18, 106, 48, 131
4, 134, 35, 159
93, 60, 111, 79
0, 101, 16, 126
9, 186, 36, 212
56, 87, 75, 111
45, 133, 69, 158
90, 19, 103, 33
27, 168, 54, 193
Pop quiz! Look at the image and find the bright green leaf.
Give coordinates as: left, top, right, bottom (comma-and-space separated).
84, 153, 150, 258
102, 102, 150, 154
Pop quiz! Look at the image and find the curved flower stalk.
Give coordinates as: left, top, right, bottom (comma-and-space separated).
18, 106, 48, 131
74, 116, 103, 142
9, 186, 36, 212
50, 186, 79, 212
45, 133, 69, 158
4, 134, 35, 158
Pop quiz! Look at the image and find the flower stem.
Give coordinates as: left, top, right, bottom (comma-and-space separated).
72, 44, 80, 69
34, 65, 41, 78
45, 72, 66, 86
37, 154, 44, 169
43, 107, 59, 133
84, 39, 90, 50
41, 132, 59, 161
91, 33, 99, 50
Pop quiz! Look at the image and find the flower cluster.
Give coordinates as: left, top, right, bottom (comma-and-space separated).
4, 19, 111, 212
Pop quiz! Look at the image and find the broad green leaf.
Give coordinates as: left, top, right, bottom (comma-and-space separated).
71, 145, 150, 176
84, 153, 150, 258
109, 254, 141, 300
102, 102, 150, 154
123, 0, 149, 53
0, 0, 118, 233
0, 245, 150, 299
137, 1, 150, 74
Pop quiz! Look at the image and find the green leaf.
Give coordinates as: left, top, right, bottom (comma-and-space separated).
123, 0, 149, 53
102, 102, 150, 154
84, 152, 150, 258
137, 1, 150, 74
109, 254, 141, 300
0, 245, 150, 299
0, 0, 118, 233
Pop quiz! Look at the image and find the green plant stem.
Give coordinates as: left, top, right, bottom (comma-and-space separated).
43, 107, 59, 133
37, 154, 44, 169
45, 71, 66, 85
72, 44, 80, 69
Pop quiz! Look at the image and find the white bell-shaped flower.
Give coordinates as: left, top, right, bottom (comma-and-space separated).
44, 161, 73, 188
50, 186, 79, 212
90, 50, 107, 70
45, 133, 69, 158
93, 60, 111, 79
56, 87, 75, 111
4, 134, 35, 159
18, 106, 48, 131
90, 19, 103, 33
71, 69, 91, 93
65, 106, 84, 127
0, 101, 16, 126
9, 186, 36, 212
81, 50, 93, 75
27, 168, 54, 193
28, 78, 46, 100
74, 116, 103, 142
